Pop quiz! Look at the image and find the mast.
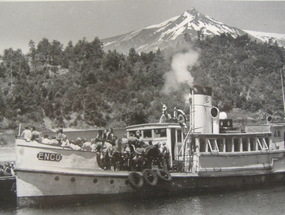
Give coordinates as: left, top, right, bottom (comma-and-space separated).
281, 67, 285, 118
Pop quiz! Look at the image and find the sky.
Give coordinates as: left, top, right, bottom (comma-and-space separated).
0, 0, 285, 54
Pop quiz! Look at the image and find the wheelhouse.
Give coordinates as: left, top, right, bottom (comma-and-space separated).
126, 123, 184, 162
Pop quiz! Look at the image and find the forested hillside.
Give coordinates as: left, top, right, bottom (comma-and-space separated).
0, 34, 285, 130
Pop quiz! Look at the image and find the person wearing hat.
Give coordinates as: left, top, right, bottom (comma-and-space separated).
159, 104, 172, 123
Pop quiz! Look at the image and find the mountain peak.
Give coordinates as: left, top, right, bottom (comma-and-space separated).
185, 8, 200, 16
102, 8, 251, 54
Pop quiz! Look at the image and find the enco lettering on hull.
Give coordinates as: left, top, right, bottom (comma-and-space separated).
37, 152, 62, 162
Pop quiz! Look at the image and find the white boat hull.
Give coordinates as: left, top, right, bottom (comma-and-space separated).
15, 139, 285, 206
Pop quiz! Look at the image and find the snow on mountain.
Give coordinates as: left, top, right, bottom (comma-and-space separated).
244, 30, 285, 47
102, 8, 284, 54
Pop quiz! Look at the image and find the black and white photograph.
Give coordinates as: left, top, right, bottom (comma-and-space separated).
0, 0, 285, 214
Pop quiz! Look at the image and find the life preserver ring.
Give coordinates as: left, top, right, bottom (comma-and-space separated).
128, 172, 144, 189
142, 169, 158, 186
156, 169, 172, 182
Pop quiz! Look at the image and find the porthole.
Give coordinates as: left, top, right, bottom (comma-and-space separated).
110, 179, 114, 184
71, 177, 76, 182
93, 178, 98, 183
55, 176, 59, 181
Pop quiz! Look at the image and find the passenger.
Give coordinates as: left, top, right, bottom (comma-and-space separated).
21, 126, 32, 142
101, 141, 113, 170
93, 141, 104, 152
127, 134, 138, 153
69, 140, 81, 150
159, 104, 172, 123
133, 142, 145, 171
31, 127, 41, 142
111, 139, 123, 171
177, 108, 187, 134
96, 129, 104, 142
50, 136, 59, 145
56, 129, 65, 144
102, 129, 108, 141
144, 142, 162, 169
135, 130, 141, 139
121, 134, 129, 152
114, 138, 122, 153
74, 137, 83, 148
61, 135, 70, 148
106, 128, 115, 143
41, 135, 51, 144
82, 139, 96, 152
162, 142, 171, 170
140, 140, 148, 148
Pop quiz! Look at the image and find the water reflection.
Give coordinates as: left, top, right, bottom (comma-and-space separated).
2, 186, 282, 215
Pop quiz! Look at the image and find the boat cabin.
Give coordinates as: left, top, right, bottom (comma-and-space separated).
126, 123, 184, 165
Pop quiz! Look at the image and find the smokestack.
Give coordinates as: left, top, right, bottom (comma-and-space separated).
191, 85, 216, 134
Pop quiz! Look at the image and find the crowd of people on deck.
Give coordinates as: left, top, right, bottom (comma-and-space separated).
20, 127, 171, 171
18, 105, 187, 171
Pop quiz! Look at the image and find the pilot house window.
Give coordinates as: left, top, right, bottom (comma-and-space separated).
143, 130, 152, 138
177, 130, 182, 142
154, 129, 166, 138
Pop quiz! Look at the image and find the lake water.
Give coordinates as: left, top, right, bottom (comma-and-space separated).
1, 186, 285, 215
1, 130, 285, 214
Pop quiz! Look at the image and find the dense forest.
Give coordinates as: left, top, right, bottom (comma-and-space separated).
0, 34, 285, 130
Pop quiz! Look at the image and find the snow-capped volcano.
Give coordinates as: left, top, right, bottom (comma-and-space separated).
102, 8, 247, 54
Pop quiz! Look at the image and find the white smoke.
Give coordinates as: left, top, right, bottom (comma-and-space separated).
162, 50, 199, 94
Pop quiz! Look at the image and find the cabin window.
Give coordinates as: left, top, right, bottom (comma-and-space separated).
250, 138, 257, 151
208, 139, 219, 152
257, 138, 262, 150
274, 130, 281, 137
177, 129, 182, 142
234, 139, 240, 152
199, 138, 206, 152
128, 131, 136, 137
225, 138, 233, 152
242, 138, 249, 151
217, 139, 224, 152
143, 130, 152, 138
154, 128, 166, 138
265, 137, 270, 149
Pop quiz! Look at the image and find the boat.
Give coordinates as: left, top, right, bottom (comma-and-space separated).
14, 85, 285, 207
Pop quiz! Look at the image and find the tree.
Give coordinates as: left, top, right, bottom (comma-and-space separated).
36, 38, 51, 65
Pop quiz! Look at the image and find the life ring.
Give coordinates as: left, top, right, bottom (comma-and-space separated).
156, 169, 172, 182
128, 172, 144, 189
142, 169, 158, 186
